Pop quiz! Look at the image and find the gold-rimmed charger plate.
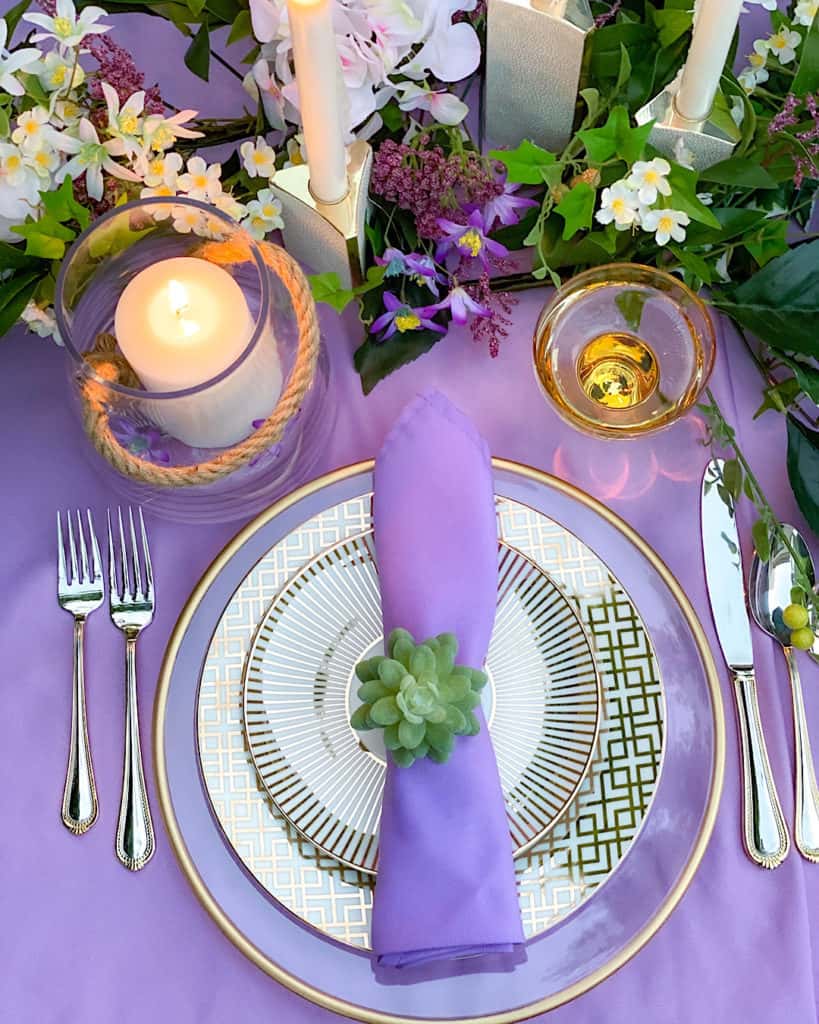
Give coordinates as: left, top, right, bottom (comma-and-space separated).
242, 532, 602, 875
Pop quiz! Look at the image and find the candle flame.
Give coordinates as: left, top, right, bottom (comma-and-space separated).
167, 278, 200, 338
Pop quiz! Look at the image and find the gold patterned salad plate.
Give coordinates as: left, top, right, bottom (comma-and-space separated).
243, 533, 602, 874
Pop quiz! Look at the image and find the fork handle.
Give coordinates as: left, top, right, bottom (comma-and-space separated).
733, 670, 789, 868
115, 635, 156, 871
62, 618, 99, 834
785, 647, 819, 863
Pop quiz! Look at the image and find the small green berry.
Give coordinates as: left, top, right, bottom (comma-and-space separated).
791, 627, 815, 651
783, 604, 809, 630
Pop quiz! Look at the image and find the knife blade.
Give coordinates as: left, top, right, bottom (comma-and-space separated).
701, 458, 789, 869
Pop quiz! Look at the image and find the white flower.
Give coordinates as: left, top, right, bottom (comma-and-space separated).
177, 156, 222, 200
697, 192, 714, 206
141, 110, 203, 152
595, 182, 640, 230
39, 50, 85, 93
396, 82, 468, 126
102, 82, 144, 156
730, 97, 745, 128
24, 0, 109, 48
746, 38, 770, 83
241, 136, 278, 179
51, 99, 83, 129
249, 0, 283, 44
214, 192, 246, 221
0, 142, 41, 204
766, 28, 801, 65
715, 252, 732, 283
641, 208, 690, 246
140, 183, 176, 199
22, 301, 62, 344
739, 67, 761, 93
25, 144, 60, 180
626, 158, 671, 206
245, 60, 287, 131
284, 135, 306, 168
139, 151, 183, 189
12, 108, 55, 154
244, 188, 283, 230
0, 19, 40, 97
795, 1, 819, 27
53, 117, 140, 201
0, 185, 38, 239
171, 204, 211, 236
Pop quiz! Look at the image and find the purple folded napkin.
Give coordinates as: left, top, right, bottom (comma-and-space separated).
371, 390, 524, 969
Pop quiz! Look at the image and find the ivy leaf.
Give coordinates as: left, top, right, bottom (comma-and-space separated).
714, 240, 819, 356
793, 14, 819, 96
554, 182, 595, 240
613, 44, 632, 97
787, 416, 819, 533
743, 219, 789, 268
665, 163, 721, 229
40, 176, 90, 230
722, 459, 744, 501
578, 106, 653, 164
184, 18, 211, 80
12, 215, 76, 259
0, 270, 43, 338
754, 377, 802, 419
615, 290, 648, 331
669, 245, 713, 287
226, 9, 252, 44
354, 327, 444, 395
752, 520, 772, 563
308, 272, 355, 313
489, 140, 556, 185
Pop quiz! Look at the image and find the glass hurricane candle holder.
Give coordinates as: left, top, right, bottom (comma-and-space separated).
533, 263, 716, 439
56, 197, 332, 523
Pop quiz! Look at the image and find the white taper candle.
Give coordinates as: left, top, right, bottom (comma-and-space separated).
675, 0, 743, 122
287, 0, 349, 204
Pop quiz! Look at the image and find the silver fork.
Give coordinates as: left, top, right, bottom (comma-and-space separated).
107, 507, 156, 871
57, 510, 103, 835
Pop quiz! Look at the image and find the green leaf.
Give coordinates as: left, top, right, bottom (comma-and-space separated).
698, 158, 778, 190
11, 215, 75, 259
309, 272, 355, 313
444, 706, 467, 734
425, 723, 455, 756
0, 241, 42, 272
438, 673, 470, 704
226, 9, 252, 43
184, 18, 211, 80
793, 14, 819, 95
554, 182, 596, 241
185, 0, 205, 15
354, 326, 444, 394
358, 679, 389, 704
398, 719, 426, 750
615, 290, 648, 331
778, 354, 819, 404
578, 106, 653, 164
669, 245, 713, 287
391, 747, 416, 768
380, 101, 404, 133
665, 163, 721, 229
613, 44, 632, 96
40, 176, 90, 230
370, 696, 401, 727
787, 416, 819, 534
743, 219, 789, 268
714, 240, 819, 356
0, 270, 43, 336
723, 459, 743, 501
377, 659, 405, 688
652, 7, 693, 47
754, 377, 802, 419
383, 724, 402, 750
752, 520, 771, 563
355, 657, 379, 683
3, 0, 32, 36
488, 140, 556, 185
409, 645, 435, 677
350, 705, 373, 731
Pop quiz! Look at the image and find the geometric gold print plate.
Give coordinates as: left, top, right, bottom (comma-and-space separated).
243, 534, 602, 874
197, 488, 665, 948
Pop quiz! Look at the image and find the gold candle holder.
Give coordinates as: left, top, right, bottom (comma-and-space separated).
483, 0, 594, 154
636, 82, 739, 172
270, 140, 373, 289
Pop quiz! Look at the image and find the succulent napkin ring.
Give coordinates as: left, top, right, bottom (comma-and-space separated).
351, 629, 487, 767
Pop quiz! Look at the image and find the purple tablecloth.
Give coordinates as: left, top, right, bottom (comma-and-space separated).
2, 8, 818, 1022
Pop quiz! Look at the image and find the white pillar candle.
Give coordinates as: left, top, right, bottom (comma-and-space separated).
114, 257, 283, 449
287, 0, 349, 204
675, 0, 743, 122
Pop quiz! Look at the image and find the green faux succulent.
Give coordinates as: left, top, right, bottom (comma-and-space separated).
350, 629, 487, 767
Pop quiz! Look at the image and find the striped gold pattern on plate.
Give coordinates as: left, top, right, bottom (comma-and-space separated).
243, 534, 601, 874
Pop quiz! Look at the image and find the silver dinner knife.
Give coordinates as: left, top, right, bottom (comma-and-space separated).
701, 459, 789, 868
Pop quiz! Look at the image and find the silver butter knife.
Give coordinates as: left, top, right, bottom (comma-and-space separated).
702, 459, 789, 868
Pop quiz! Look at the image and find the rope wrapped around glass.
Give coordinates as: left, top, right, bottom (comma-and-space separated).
56, 198, 332, 523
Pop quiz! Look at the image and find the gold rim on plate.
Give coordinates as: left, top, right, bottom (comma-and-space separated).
153, 458, 725, 1024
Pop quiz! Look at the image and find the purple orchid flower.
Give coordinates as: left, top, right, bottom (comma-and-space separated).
375, 248, 445, 297
370, 291, 447, 340
109, 415, 170, 464
435, 209, 509, 270
423, 286, 490, 327
483, 182, 538, 231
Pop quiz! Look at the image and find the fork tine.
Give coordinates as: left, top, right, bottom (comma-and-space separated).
128, 507, 143, 599
117, 507, 131, 599
66, 511, 79, 586
139, 508, 153, 601
87, 510, 103, 584
57, 512, 67, 589
107, 508, 119, 599
76, 509, 90, 584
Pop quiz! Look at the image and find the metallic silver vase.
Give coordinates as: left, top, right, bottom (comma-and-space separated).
483, 0, 594, 154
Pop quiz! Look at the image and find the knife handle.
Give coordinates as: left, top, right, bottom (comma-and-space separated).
733, 671, 790, 869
